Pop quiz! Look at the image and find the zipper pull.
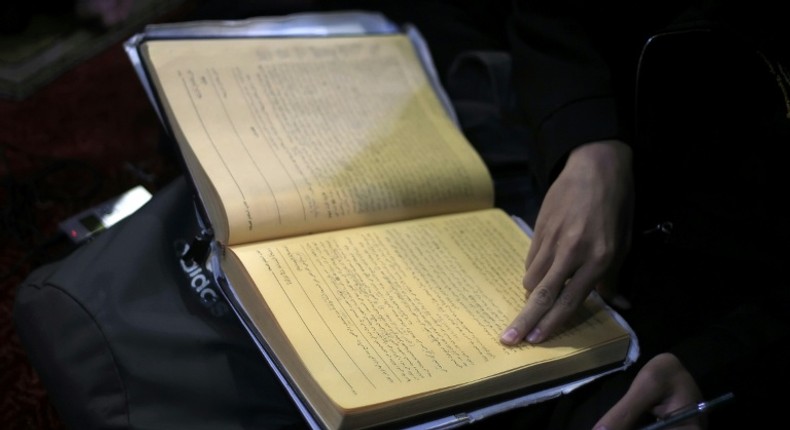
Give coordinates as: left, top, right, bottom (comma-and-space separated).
642, 221, 674, 237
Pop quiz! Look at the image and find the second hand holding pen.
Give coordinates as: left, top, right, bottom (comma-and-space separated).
639, 392, 735, 430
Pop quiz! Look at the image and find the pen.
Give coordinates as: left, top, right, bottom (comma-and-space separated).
638, 392, 734, 430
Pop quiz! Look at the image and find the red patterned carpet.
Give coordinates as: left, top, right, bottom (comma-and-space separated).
0, 32, 180, 430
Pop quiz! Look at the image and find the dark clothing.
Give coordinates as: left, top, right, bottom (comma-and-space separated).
508, 0, 788, 192
618, 30, 790, 427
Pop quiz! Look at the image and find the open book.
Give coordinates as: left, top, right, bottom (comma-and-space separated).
126, 11, 638, 430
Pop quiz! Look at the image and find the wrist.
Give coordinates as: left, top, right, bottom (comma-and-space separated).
567, 140, 632, 168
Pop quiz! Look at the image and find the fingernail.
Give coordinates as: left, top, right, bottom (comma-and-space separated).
500, 328, 519, 344
526, 328, 542, 343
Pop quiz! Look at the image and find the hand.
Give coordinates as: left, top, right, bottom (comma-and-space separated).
501, 140, 633, 344
593, 353, 705, 430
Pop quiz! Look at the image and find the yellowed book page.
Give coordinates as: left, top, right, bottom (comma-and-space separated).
226, 208, 629, 411
141, 35, 494, 245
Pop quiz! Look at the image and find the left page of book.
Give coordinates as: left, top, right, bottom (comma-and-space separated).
140, 34, 494, 246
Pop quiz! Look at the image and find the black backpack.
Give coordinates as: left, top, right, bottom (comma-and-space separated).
13, 176, 306, 430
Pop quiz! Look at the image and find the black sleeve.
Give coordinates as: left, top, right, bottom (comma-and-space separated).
506, 0, 689, 192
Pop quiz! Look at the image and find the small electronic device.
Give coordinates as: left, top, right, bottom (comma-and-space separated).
59, 185, 153, 243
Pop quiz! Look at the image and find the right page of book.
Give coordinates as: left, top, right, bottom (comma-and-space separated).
140, 34, 494, 246
224, 208, 631, 414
